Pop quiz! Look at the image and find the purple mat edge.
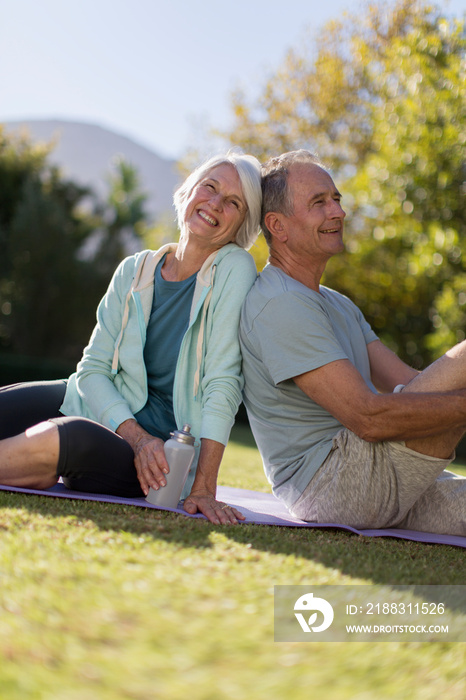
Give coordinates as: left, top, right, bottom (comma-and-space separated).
0, 482, 464, 548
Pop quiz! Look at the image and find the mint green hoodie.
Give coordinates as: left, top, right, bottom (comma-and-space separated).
60, 242, 257, 497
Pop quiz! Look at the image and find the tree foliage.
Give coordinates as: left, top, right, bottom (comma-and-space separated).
93, 158, 149, 278
0, 129, 102, 365
0, 129, 150, 375
226, 0, 465, 367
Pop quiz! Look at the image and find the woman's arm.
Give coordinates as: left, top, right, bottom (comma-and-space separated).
197, 251, 257, 443
75, 254, 145, 429
182, 251, 257, 523
183, 438, 245, 524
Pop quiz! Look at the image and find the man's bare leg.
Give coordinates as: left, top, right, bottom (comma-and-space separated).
0, 421, 59, 489
402, 340, 466, 458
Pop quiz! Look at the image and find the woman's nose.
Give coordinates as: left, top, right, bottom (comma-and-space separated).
210, 193, 223, 211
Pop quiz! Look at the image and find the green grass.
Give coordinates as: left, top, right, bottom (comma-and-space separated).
0, 423, 465, 699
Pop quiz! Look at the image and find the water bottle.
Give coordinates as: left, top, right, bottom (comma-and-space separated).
145, 424, 195, 508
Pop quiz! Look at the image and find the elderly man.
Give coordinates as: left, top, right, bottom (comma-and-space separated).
239, 150, 466, 535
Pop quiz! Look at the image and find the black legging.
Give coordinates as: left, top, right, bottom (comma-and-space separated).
0, 381, 143, 497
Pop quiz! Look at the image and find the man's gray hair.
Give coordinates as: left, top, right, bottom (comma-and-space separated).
260, 150, 324, 243
174, 150, 262, 250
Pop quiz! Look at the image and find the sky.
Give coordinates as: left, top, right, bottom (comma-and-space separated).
1, 0, 464, 161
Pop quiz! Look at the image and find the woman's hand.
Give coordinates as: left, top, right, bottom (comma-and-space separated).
116, 419, 169, 496
183, 437, 245, 524
132, 434, 170, 496
184, 489, 245, 525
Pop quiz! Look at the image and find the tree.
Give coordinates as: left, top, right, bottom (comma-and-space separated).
0, 130, 157, 384
0, 127, 49, 278
0, 128, 106, 370
6, 174, 99, 359
93, 158, 149, 278
226, 0, 465, 366
326, 3, 465, 365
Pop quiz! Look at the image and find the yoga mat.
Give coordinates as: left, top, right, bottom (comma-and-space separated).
0, 482, 465, 548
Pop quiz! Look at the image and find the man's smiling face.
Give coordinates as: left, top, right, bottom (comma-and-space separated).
282, 163, 346, 264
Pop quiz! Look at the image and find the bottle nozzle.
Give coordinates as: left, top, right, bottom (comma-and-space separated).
169, 424, 195, 445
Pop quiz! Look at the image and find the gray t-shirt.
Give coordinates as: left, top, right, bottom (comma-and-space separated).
239, 265, 378, 508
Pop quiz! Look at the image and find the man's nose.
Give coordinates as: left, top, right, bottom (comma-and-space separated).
330, 200, 346, 218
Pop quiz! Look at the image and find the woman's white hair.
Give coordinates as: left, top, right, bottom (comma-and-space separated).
173, 150, 262, 250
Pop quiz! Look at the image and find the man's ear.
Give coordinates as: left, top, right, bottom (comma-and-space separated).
264, 211, 288, 242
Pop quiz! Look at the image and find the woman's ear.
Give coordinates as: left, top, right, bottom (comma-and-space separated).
264, 211, 288, 242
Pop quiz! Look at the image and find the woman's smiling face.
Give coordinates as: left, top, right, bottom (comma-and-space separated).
184, 163, 247, 249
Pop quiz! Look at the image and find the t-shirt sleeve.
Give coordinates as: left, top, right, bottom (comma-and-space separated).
353, 304, 378, 345
249, 291, 348, 385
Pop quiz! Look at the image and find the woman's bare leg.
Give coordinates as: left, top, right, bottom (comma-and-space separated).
0, 421, 59, 489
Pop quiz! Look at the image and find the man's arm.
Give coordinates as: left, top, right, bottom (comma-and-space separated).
367, 339, 419, 393
293, 358, 466, 444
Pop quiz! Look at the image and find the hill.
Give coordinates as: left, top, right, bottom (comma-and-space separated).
3, 119, 181, 222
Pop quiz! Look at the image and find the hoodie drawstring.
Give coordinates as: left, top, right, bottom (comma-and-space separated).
193, 265, 216, 397
111, 251, 151, 374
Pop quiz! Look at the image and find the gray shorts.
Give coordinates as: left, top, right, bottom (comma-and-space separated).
290, 428, 466, 536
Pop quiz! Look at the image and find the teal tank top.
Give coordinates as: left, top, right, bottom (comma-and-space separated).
135, 255, 196, 439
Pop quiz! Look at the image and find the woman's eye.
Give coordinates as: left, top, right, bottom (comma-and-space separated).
204, 183, 215, 191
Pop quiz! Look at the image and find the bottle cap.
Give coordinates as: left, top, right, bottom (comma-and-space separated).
170, 424, 195, 445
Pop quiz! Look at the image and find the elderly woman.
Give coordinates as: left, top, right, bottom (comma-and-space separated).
0, 151, 261, 524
